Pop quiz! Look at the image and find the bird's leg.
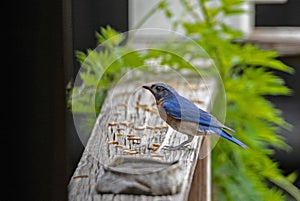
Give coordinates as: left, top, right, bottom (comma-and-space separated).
162, 135, 194, 151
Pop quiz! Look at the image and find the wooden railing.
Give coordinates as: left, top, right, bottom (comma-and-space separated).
68, 79, 214, 201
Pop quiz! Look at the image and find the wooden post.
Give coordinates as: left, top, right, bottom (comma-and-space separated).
188, 137, 211, 201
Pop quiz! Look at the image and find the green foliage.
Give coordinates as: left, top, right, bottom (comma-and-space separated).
166, 0, 299, 200
67, 1, 300, 200
69, 26, 143, 116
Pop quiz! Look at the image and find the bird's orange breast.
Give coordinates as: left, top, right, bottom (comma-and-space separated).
157, 105, 201, 136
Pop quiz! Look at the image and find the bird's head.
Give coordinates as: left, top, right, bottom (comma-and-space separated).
142, 83, 176, 102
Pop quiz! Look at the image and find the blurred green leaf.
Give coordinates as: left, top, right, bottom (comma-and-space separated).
96, 25, 124, 47
286, 171, 298, 184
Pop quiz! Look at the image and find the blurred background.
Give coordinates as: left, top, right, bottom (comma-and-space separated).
12, 0, 299, 200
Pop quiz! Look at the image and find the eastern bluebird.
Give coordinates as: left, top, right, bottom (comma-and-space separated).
143, 83, 247, 150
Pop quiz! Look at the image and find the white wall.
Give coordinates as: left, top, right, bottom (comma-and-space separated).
129, 0, 254, 38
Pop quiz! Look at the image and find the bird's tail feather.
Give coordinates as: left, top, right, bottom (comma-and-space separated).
219, 129, 248, 148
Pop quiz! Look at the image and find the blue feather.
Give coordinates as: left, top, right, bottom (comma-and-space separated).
214, 128, 248, 148
163, 95, 231, 131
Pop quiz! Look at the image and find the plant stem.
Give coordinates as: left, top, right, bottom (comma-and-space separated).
270, 178, 300, 201
197, 0, 226, 80
180, 0, 202, 21
198, 0, 212, 26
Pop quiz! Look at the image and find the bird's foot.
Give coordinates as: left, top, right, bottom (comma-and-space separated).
161, 135, 194, 151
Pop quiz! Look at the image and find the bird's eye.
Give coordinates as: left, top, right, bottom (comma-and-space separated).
156, 86, 163, 91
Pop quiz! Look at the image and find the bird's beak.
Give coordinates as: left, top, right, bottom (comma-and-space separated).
142, 85, 152, 91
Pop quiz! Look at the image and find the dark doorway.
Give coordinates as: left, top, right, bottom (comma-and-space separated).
11, 1, 128, 201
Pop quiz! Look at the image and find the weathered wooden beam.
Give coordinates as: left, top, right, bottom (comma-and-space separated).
68, 80, 214, 201
188, 137, 211, 201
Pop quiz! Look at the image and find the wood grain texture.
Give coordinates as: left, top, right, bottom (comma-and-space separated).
68, 80, 214, 201
188, 137, 211, 201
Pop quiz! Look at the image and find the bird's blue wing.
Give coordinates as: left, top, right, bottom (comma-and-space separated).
162, 95, 234, 132
162, 96, 199, 120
